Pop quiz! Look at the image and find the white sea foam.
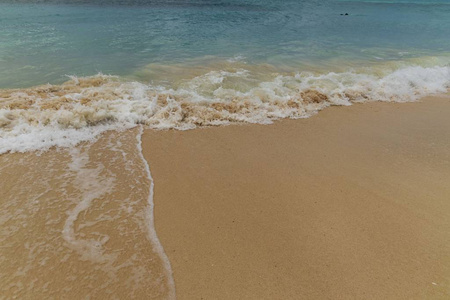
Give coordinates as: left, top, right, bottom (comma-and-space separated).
0, 64, 449, 153
62, 146, 117, 263
136, 126, 176, 299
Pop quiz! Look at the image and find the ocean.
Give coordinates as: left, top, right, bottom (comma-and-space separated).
1, 0, 450, 153
0, 0, 449, 298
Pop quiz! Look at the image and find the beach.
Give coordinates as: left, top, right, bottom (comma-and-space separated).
1, 1, 450, 298
143, 95, 450, 299
1, 95, 450, 298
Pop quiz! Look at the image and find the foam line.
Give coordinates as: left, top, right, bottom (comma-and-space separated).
1, 63, 449, 153
136, 126, 176, 299
62, 146, 116, 262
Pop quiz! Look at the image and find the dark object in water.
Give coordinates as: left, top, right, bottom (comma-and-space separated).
340, 13, 349, 16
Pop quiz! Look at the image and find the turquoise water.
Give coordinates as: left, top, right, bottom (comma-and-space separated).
1, 0, 450, 153
1, 0, 450, 88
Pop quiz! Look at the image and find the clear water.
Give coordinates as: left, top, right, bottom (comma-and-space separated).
1, 0, 450, 153
1, 0, 450, 88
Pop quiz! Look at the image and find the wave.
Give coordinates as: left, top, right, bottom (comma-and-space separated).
1, 64, 449, 153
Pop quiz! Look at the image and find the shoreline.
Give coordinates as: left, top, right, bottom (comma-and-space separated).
143, 95, 450, 299
1, 94, 449, 298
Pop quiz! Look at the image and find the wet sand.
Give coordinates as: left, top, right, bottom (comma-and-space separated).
143, 95, 450, 299
1, 95, 450, 299
0, 129, 174, 299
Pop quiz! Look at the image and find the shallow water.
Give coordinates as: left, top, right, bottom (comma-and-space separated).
1, 0, 450, 154
0, 128, 175, 299
1, 0, 450, 88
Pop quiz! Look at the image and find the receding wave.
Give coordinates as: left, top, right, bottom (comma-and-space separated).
1, 64, 449, 153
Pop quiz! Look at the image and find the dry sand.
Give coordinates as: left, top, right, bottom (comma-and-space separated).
143, 95, 450, 299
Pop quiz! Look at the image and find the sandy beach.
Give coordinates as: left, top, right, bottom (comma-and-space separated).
143, 95, 450, 299
2, 1, 450, 298
1, 95, 450, 299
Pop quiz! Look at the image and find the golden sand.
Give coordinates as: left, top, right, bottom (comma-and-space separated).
1, 95, 450, 299
142, 95, 450, 299
0, 129, 174, 299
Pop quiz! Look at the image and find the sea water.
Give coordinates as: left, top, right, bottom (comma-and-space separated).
1, 0, 450, 152
1, 0, 450, 88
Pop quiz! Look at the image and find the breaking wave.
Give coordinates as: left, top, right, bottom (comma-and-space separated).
1, 64, 449, 153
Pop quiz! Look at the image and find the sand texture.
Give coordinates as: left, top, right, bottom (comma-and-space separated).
1, 95, 450, 299
143, 95, 450, 299
0, 129, 174, 299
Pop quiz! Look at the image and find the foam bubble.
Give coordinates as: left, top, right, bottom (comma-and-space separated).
1, 64, 449, 153
62, 146, 116, 263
